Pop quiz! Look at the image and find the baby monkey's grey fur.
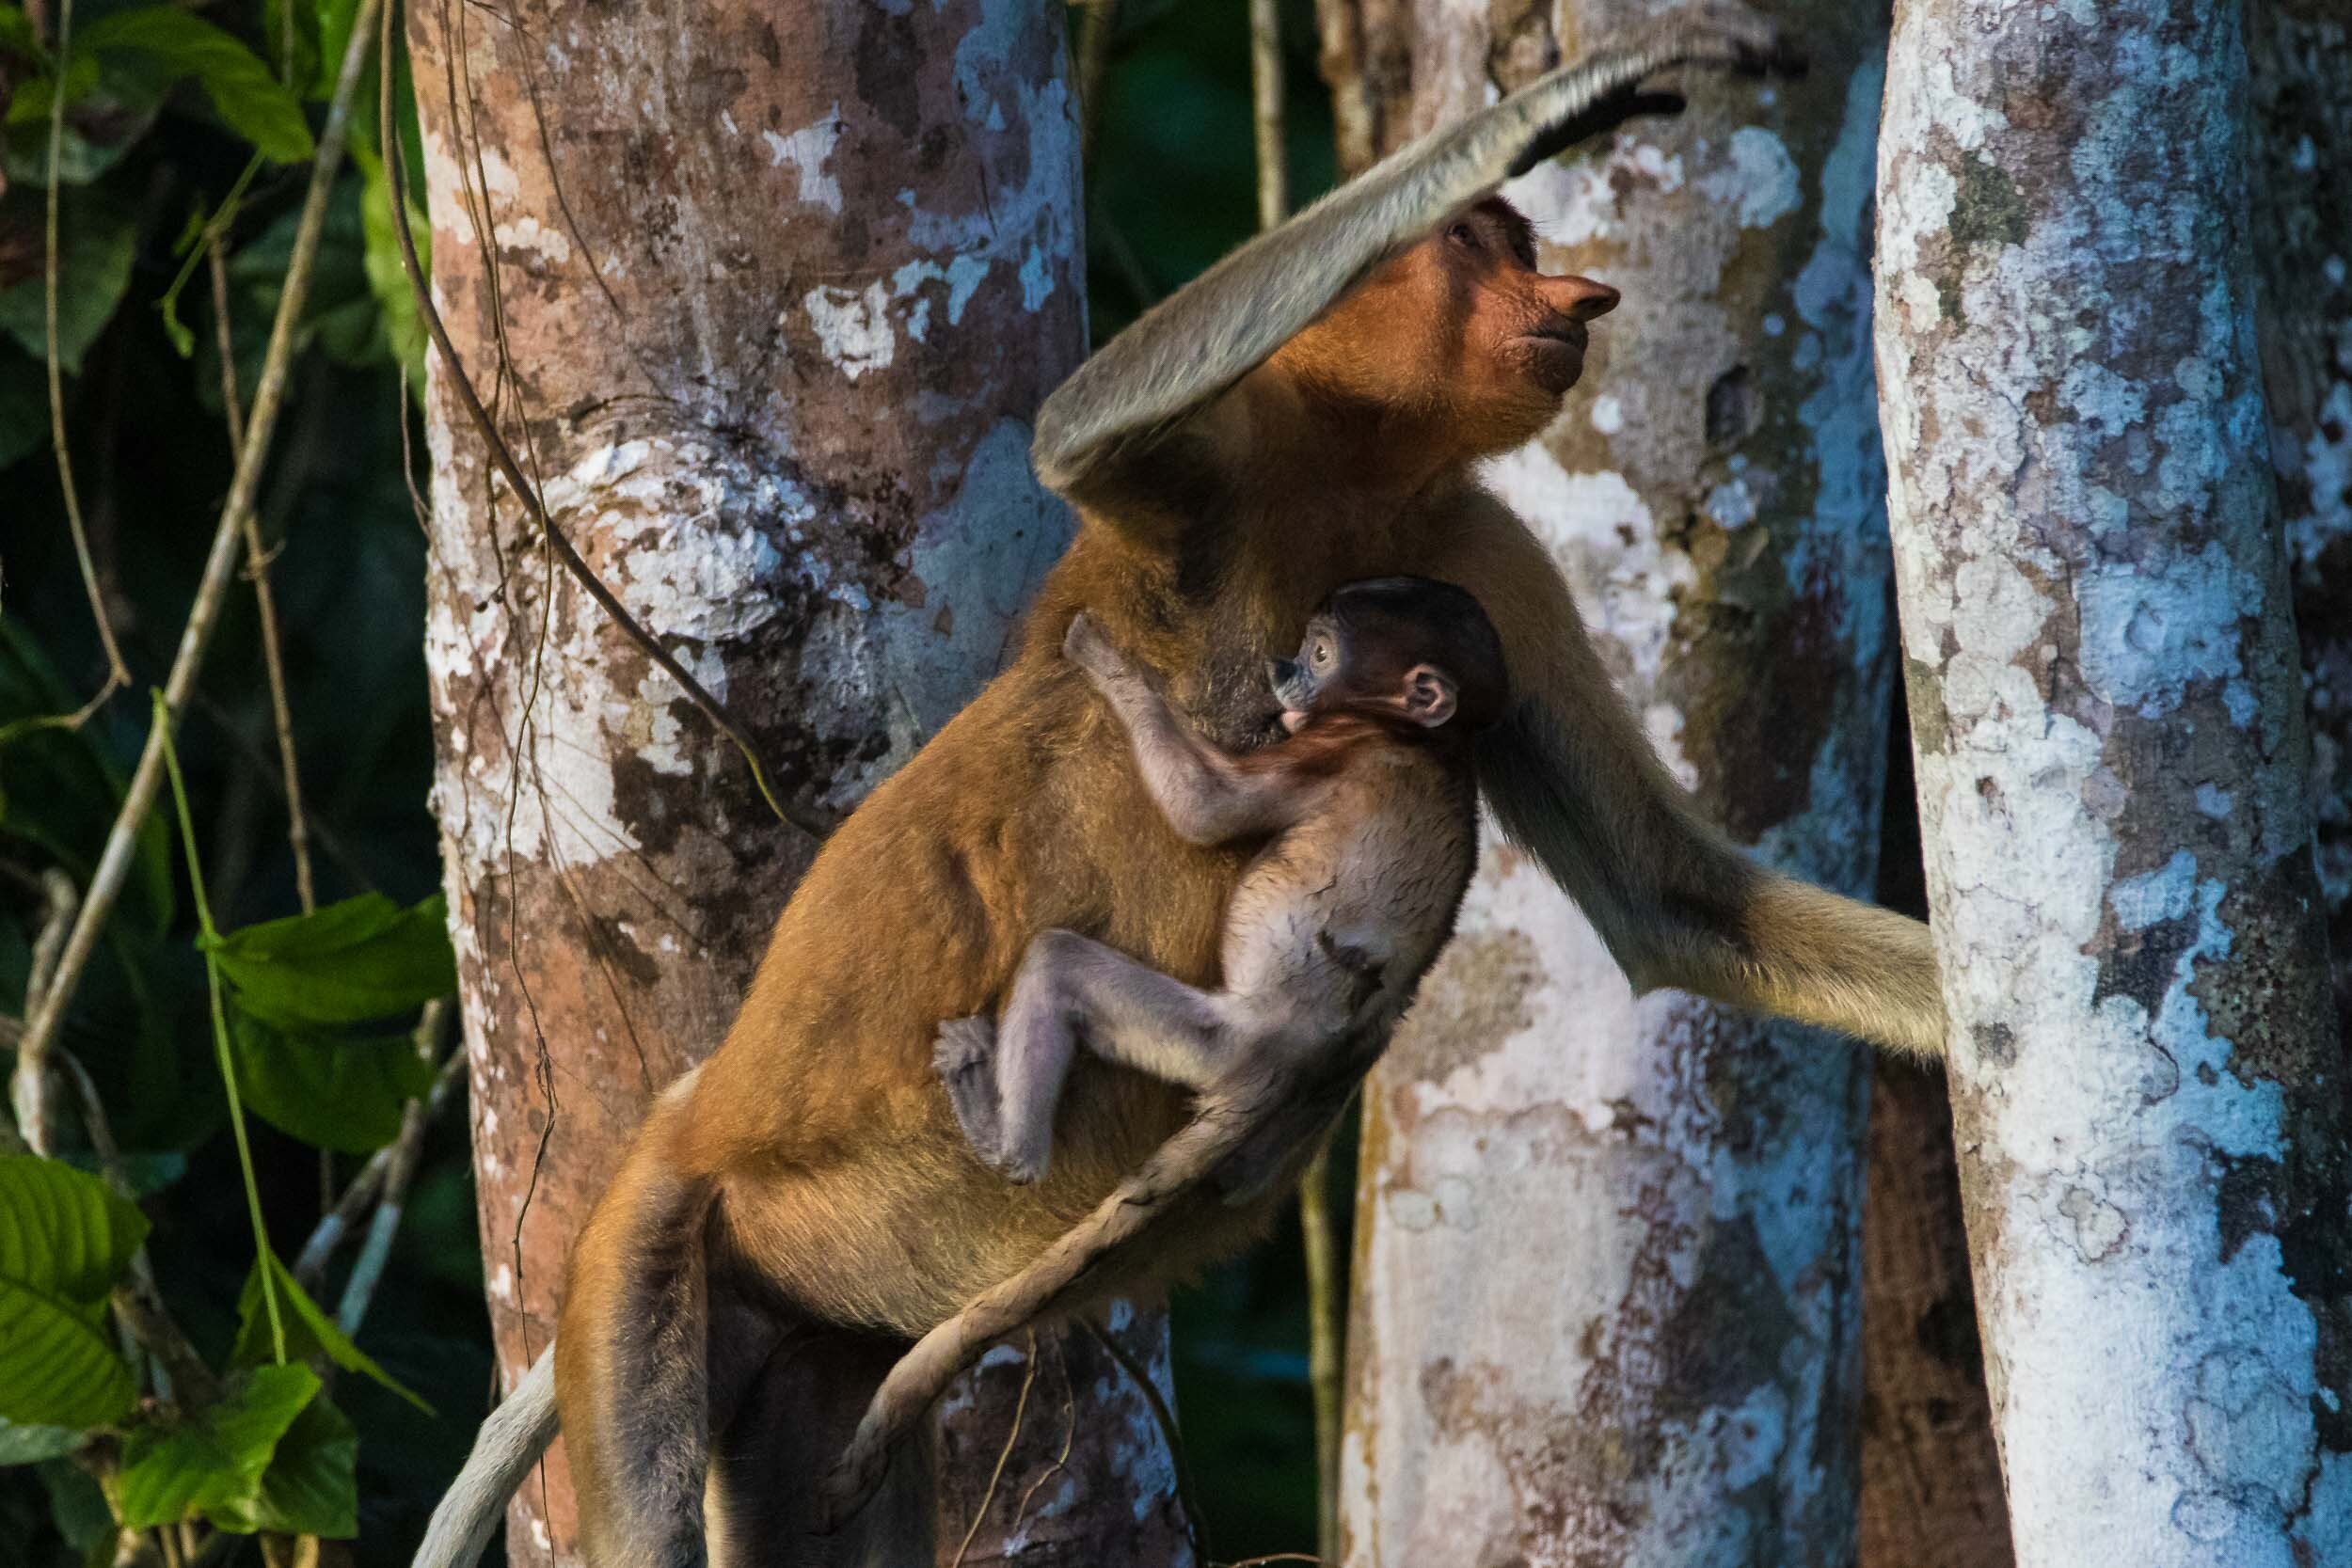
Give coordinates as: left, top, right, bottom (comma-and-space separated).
818, 579, 1506, 1525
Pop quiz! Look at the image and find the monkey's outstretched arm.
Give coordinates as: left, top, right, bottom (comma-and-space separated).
1066, 614, 1311, 845
1030, 8, 1797, 498
1432, 490, 1947, 1058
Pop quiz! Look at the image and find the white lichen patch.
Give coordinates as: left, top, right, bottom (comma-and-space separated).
765, 108, 845, 212
803, 281, 897, 379
1697, 126, 1802, 230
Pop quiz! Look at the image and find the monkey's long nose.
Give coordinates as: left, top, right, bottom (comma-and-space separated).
1549, 274, 1620, 322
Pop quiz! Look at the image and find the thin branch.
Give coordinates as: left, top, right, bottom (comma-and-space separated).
1076, 0, 1121, 175
334, 998, 452, 1332
375, 1, 833, 842
211, 234, 320, 915
1248, 0, 1288, 232
12, 0, 390, 1105
45, 0, 132, 718
1245, 16, 1340, 1550
9, 869, 76, 1151
1295, 1138, 1343, 1562
947, 1329, 1039, 1568
294, 1015, 464, 1290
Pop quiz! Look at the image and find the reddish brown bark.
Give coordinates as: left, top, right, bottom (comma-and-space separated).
1858, 1063, 2012, 1568
409, 1, 1184, 1562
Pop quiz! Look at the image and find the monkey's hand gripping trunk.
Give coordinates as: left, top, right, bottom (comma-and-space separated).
1030, 8, 1799, 497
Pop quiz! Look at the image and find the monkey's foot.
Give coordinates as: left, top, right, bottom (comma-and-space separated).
935, 1017, 1007, 1165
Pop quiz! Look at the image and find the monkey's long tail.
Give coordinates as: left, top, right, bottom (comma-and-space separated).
412, 1343, 560, 1568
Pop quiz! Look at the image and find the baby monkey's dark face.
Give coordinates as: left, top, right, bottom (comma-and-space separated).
1267, 578, 1509, 736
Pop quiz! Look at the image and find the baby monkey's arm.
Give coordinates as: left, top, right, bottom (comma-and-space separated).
1064, 614, 1311, 846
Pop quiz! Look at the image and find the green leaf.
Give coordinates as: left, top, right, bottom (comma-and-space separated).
352, 139, 427, 388
0, 8, 40, 58
0, 196, 136, 374
0, 1417, 84, 1465
38, 1458, 117, 1553
231, 1011, 435, 1154
77, 8, 314, 162
312, 0, 359, 99
0, 1155, 146, 1428
115, 1364, 318, 1530
231, 1251, 431, 1413
208, 891, 455, 1030
206, 1392, 357, 1537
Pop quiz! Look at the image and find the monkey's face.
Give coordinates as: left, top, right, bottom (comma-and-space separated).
1269, 610, 1462, 734
1282, 197, 1619, 460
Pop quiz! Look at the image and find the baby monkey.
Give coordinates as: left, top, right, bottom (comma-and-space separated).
938, 575, 1508, 1188
819, 578, 1508, 1524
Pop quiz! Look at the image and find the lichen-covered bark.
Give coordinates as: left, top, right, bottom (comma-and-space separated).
1877, 1, 2352, 1561
408, 2, 1183, 1562
2248, 1, 2352, 1047
1327, 4, 1895, 1561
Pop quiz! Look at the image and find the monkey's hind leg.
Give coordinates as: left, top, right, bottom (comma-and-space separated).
555, 1101, 720, 1568
932, 1016, 1005, 1167
987, 928, 1239, 1185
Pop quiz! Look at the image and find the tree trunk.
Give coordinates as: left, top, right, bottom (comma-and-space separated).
1324, 4, 1894, 1561
409, 3, 1185, 1563
1858, 729, 2011, 1568
1877, 2, 2352, 1563
2248, 2, 2352, 1047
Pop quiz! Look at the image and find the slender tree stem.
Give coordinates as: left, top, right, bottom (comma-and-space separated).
12, 0, 388, 1083
334, 998, 451, 1332
1076, 0, 1121, 174
8, 869, 77, 1151
211, 235, 319, 917
157, 690, 287, 1364
45, 0, 132, 716
1248, 0, 1287, 231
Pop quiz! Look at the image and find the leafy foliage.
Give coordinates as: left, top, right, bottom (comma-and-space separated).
0, 0, 1344, 1562
0, 1158, 147, 1431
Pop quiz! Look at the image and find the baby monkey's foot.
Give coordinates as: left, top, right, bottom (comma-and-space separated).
935, 1017, 1007, 1168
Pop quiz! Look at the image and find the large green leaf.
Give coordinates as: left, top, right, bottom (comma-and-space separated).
114, 1364, 318, 1530
0, 1156, 147, 1429
76, 9, 313, 162
230, 1250, 430, 1413
207, 892, 455, 1031
204, 1391, 357, 1537
232, 1011, 435, 1154
0, 197, 137, 374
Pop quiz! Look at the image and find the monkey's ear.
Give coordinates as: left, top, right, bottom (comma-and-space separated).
1398, 666, 1458, 729
1030, 15, 1804, 498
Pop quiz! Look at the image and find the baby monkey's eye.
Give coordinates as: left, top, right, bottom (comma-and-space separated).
1311, 640, 1333, 667
1447, 221, 1480, 251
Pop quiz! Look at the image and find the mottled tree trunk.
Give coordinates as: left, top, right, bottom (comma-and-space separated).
409, 2, 1184, 1563
1324, 3, 1894, 1561
2249, 2, 2352, 1044
1877, 1, 2352, 1563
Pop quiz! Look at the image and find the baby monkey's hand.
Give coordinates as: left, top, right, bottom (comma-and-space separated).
1063, 612, 1140, 689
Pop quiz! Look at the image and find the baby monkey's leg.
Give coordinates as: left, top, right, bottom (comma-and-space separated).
940, 928, 1245, 1184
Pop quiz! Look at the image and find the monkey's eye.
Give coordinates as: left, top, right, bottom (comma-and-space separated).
1447, 221, 1481, 252
1311, 639, 1333, 668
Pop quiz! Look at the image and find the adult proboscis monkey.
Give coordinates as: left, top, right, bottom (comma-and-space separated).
414, 12, 1942, 1568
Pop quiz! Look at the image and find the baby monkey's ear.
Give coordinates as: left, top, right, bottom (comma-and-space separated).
1397, 665, 1458, 729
